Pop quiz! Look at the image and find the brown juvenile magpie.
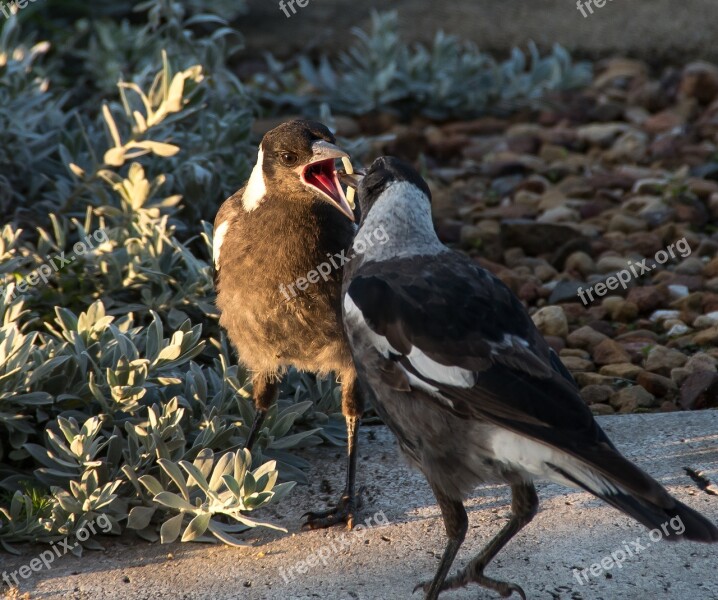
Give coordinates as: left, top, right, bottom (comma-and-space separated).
340, 156, 718, 599
213, 120, 363, 528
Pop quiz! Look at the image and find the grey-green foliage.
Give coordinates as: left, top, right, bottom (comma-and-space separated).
1, 0, 253, 229
0, 11, 343, 553
255, 10, 592, 119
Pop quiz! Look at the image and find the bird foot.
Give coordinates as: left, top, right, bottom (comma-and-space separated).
413, 568, 526, 600
301, 487, 365, 530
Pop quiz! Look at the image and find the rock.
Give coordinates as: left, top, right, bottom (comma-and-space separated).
560, 348, 590, 359
688, 178, 718, 198
679, 371, 718, 410
610, 386, 657, 413
608, 213, 648, 233
675, 257, 704, 275
636, 371, 678, 398
606, 130, 648, 162
576, 123, 628, 145
679, 61, 718, 104
642, 110, 685, 134
548, 280, 586, 304
501, 220, 583, 255
593, 339, 632, 366
566, 325, 609, 351
671, 367, 691, 386
574, 372, 617, 387
518, 281, 541, 303
693, 311, 718, 328
594, 59, 648, 89
684, 352, 718, 373
704, 257, 718, 278
534, 263, 558, 282
580, 384, 614, 405
564, 251, 596, 277
590, 403, 616, 415
596, 255, 629, 274
693, 326, 718, 345
645, 346, 688, 375
599, 363, 644, 379
543, 335, 565, 354
649, 309, 682, 322
609, 300, 639, 322
667, 322, 692, 337
560, 356, 595, 372
531, 306, 569, 338
667, 284, 690, 300
537, 206, 580, 224
627, 285, 670, 313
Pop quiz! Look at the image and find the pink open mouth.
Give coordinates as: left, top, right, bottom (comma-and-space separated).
302, 158, 355, 221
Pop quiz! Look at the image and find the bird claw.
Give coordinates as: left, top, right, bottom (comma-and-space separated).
412, 581, 431, 596
414, 569, 526, 600
301, 486, 365, 530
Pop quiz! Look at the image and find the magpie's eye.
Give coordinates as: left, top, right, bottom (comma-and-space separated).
279, 152, 299, 167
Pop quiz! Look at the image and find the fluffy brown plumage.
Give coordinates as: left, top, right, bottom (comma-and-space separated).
214, 120, 364, 528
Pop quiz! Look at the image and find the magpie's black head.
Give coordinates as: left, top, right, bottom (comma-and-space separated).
247, 119, 354, 220
352, 156, 431, 219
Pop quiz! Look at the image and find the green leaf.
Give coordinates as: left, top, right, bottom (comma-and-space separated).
127, 506, 156, 530
153, 492, 195, 512
160, 513, 185, 544
181, 512, 211, 542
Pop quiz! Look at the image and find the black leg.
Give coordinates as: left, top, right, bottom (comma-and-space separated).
414, 488, 468, 600
245, 373, 278, 449
303, 371, 365, 529
436, 482, 539, 599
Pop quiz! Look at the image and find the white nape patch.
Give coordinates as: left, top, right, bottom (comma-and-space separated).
242, 146, 267, 211
489, 429, 620, 495
343, 294, 399, 358
356, 181, 447, 263
213, 221, 229, 268
406, 346, 475, 388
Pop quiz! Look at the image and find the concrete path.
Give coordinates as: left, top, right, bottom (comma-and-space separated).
2, 411, 717, 599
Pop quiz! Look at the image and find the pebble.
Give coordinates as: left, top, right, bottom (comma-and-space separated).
531, 306, 569, 338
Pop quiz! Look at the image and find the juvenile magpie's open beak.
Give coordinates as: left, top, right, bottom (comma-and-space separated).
298, 140, 355, 221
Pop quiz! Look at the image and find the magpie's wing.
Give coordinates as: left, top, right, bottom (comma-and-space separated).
345, 253, 718, 542
345, 253, 596, 435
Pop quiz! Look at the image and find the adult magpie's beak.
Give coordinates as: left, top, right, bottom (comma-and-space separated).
298, 140, 355, 221
338, 170, 365, 189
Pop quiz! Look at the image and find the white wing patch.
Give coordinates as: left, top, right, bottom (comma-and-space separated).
343, 294, 399, 358
405, 346, 476, 388
489, 429, 620, 495
344, 292, 470, 408
242, 146, 267, 211
213, 221, 229, 268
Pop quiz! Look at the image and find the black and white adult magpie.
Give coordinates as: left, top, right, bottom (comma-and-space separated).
213, 120, 363, 528
340, 156, 718, 599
